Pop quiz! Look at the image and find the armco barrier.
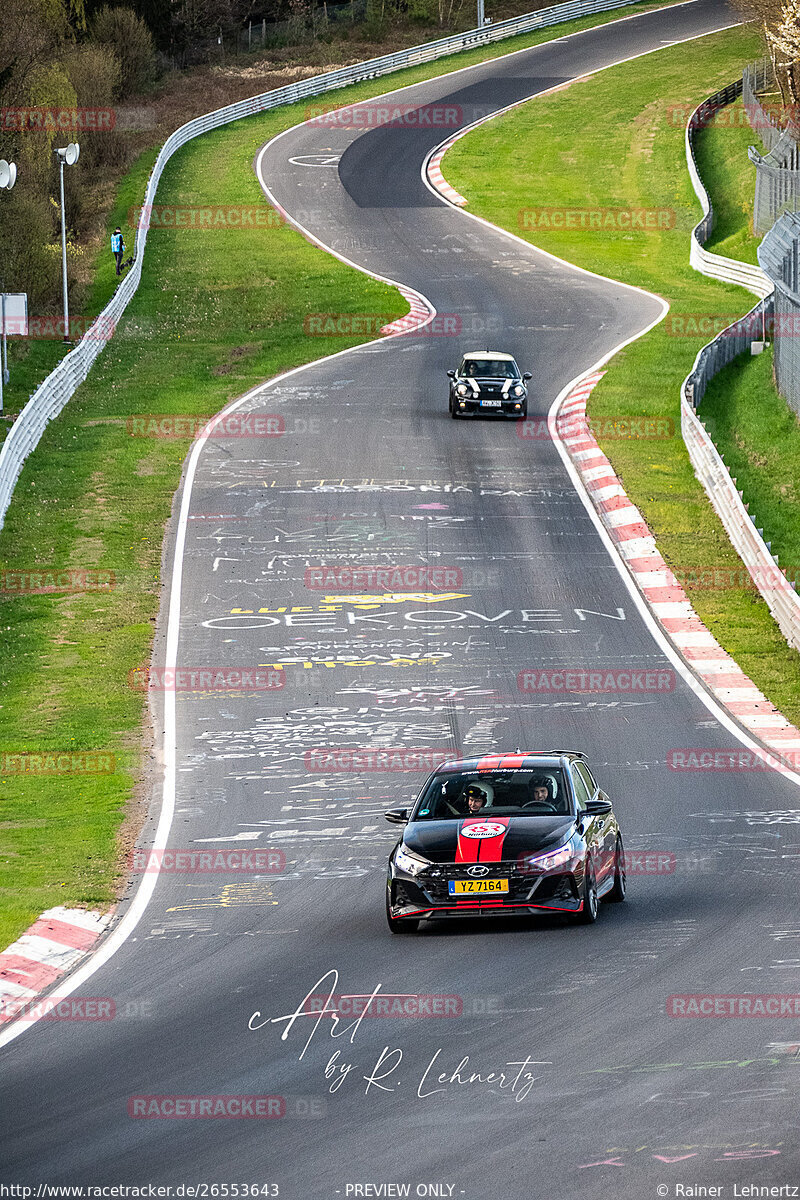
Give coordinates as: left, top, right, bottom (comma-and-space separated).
0, 0, 646, 532
687, 80, 773, 298
682, 89, 800, 653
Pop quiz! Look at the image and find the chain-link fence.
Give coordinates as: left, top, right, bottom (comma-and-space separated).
239, 2, 368, 52
757, 210, 800, 417
745, 58, 800, 234
743, 58, 783, 152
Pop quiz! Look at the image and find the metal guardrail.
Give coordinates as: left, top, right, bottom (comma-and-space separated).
686, 80, 773, 297
682, 89, 800, 654
0, 0, 647, 531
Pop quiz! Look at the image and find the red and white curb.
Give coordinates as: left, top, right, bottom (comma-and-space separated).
426, 143, 468, 207
557, 373, 800, 761
380, 286, 436, 335
0, 906, 113, 1021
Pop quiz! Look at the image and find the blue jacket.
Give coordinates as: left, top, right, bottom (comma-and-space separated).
111, 232, 123, 253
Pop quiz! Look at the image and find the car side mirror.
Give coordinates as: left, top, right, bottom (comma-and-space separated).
522, 372, 532, 381
447, 370, 456, 379
385, 807, 409, 825
585, 798, 612, 815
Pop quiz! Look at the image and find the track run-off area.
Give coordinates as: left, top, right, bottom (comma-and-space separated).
3, 1, 800, 1194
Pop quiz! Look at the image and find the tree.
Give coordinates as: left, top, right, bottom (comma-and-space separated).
766, 0, 800, 111
91, 5, 155, 96
736, 0, 800, 115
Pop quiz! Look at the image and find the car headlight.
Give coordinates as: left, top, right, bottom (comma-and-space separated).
455, 383, 469, 397
525, 842, 576, 873
512, 384, 526, 397
395, 845, 432, 876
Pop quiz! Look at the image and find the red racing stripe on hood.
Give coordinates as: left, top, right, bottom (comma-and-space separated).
455, 817, 510, 863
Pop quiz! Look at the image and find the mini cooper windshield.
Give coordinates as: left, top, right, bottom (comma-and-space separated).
412, 769, 571, 819
461, 359, 519, 378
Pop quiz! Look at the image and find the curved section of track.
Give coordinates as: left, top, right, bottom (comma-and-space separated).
3, 3, 799, 1194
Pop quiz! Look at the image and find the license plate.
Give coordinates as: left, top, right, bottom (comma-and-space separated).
448, 879, 509, 894
480, 399, 502, 407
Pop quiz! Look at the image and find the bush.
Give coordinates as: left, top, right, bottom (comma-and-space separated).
64, 43, 128, 172
91, 6, 155, 98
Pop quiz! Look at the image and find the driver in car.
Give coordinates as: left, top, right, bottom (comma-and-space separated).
465, 785, 488, 814
527, 776, 553, 806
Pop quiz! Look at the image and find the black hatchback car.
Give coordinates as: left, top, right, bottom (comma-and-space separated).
447, 351, 531, 419
385, 751, 625, 933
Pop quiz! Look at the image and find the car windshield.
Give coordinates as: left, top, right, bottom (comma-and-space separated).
412, 769, 571, 820
460, 359, 518, 378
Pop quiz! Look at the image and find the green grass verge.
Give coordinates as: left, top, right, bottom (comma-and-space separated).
445, 24, 800, 725
0, 0, 691, 951
701, 346, 800, 576
693, 96, 759, 263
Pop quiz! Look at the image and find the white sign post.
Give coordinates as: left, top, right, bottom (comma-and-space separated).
0, 293, 28, 412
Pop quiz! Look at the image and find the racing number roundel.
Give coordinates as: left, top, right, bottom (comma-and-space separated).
459, 821, 507, 839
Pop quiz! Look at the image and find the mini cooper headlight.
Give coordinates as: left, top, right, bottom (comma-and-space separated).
455, 383, 469, 397
395, 846, 432, 876
525, 842, 576, 873
512, 384, 526, 397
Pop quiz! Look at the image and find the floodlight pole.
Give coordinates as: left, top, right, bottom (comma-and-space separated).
2, 293, 7, 384
54, 144, 79, 343
58, 153, 69, 342
0, 159, 18, 413
477, 0, 484, 24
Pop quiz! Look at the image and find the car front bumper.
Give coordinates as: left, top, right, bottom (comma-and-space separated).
388, 867, 583, 919
453, 396, 526, 415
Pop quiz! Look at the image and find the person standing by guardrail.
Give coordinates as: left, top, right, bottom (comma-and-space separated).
111, 227, 125, 276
